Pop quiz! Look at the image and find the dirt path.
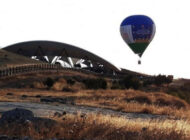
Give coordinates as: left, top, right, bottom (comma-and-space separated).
0, 102, 170, 120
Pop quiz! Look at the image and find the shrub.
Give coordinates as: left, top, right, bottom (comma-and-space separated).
72, 76, 84, 82
6, 93, 14, 96
83, 78, 107, 89
141, 108, 152, 114
21, 95, 28, 98
126, 96, 152, 105
155, 98, 170, 107
155, 98, 186, 109
171, 99, 186, 109
131, 78, 141, 90
119, 75, 141, 90
166, 87, 190, 104
142, 79, 154, 87
154, 74, 173, 86
35, 95, 41, 98
44, 77, 55, 89
62, 87, 75, 92
66, 79, 75, 85
111, 80, 123, 89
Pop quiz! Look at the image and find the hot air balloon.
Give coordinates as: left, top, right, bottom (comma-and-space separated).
120, 15, 156, 64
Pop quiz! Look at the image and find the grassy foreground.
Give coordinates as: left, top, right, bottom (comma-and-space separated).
0, 112, 189, 140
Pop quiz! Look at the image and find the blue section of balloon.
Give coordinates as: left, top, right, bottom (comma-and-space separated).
120, 15, 155, 40
120, 15, 154, 26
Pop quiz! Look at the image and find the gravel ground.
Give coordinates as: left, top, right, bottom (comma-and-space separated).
0, 102, 168, 120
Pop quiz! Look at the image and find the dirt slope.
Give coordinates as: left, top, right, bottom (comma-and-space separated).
0, 49, 41, 67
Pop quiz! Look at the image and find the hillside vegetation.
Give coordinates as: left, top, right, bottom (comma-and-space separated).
0, 71, 189, 118
1, 70, 190, 139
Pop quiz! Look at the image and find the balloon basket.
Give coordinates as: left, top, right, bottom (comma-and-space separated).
138, 60, 141, 65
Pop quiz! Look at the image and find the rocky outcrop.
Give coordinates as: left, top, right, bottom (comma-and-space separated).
0, 108, 34, 123
0, 108, 58, 140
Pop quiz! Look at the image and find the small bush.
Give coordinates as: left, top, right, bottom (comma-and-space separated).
21, 95, 28, 98
119, 75, 141, 90
6, 93, 14, 96
111, 80, 124, 89
142, 79, 154, 87
155, 98, 170, 107
141, 108, 152, 114
171, 99, 186, 109
167, 87, 190, 104
155, 96, 186, 109
154, 74, 173, 86
30, 84, 34, 88
72, 76, 84, 82
62, 87, 75, 92
66, 79, 75, 85
44, 77, 55, 89
35, 95, 41, 98
126, 96, 152, 105
83, 78, 107, 89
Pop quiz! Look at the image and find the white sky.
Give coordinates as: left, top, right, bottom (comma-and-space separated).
0, 0, 190, 78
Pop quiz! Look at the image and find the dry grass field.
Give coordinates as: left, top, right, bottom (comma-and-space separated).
0, 112, 190, 140
0, 71, 189, 118
1, 71, 190, 139
0, 89, 189, 118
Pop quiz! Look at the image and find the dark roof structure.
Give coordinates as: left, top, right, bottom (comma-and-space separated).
3, 40, 120, 73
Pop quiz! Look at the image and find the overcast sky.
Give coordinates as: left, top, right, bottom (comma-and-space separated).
0, 0, 190, 78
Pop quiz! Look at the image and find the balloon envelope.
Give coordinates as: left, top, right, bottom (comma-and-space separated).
120, 15, 156, 57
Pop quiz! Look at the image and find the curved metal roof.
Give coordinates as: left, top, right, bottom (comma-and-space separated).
3, 40, 120, 71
